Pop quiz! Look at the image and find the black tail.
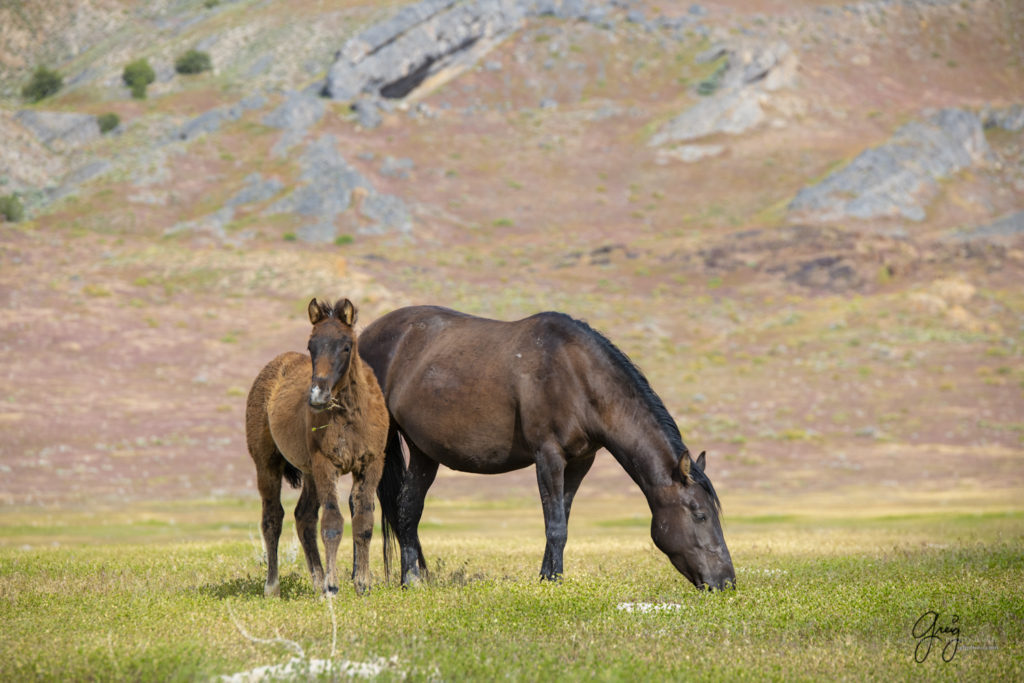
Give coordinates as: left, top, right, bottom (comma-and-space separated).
283, 459, 302, 489
376, 424, 405, 583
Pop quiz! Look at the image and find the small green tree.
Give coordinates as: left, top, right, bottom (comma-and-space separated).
0, 194, 25, 223
97, 112, 120, 133
21, 66, 63, 102
122, 59, 156, 99
174, 49, 212, 75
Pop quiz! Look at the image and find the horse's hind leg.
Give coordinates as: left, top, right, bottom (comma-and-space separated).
312, 453, 344, 595
255, 456, 285, 597
295, 477, 325, 593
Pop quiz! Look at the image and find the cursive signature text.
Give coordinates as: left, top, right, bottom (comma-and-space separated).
912, 610, 960, 663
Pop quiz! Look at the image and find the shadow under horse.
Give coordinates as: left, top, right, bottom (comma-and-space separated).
359, 306, 735, 591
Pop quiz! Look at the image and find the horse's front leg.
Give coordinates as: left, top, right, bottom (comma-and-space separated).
350, 458, 383, 595
535, 442, 568, 581
312, 453, 343, 595
398, 443, 439, 586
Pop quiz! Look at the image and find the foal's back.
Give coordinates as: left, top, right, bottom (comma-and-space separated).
246, 351, 315, 472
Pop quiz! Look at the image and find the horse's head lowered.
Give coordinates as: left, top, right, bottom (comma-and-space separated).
649, 450, 735, 591
306, 297, 357, 411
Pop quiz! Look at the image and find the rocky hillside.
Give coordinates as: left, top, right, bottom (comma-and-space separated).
1, 0, 1022, 507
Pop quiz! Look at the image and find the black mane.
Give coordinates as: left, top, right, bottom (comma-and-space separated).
563, 314, 722, 512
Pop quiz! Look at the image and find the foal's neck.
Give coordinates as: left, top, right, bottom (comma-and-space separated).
329, 353, 365, 416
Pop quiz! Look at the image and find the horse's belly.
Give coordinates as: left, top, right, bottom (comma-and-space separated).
400, 421, 533, 474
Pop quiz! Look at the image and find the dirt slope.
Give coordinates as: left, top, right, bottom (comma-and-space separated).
1, 0, 1021, 510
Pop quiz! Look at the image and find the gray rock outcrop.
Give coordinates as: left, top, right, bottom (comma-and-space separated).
324, 0, 625, 103
983, 104, 1024, 132
175, 94, 267, 142
325, 0, 529, 102
789, 108, 992, 223
954, 210, 1024, 242
262, 90, 324, 130
266, 135, 412, 240
650, 41, 796, 147
14, 111, 100, 150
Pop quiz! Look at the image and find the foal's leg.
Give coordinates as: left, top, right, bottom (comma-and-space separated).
312, 453, 344, 595
535, 441, 568, 581
256, 458, 285, 597
294, 477, 324, 593
540, 452, 595, 579
349, 457, 384, 595
398, 442, 439, 586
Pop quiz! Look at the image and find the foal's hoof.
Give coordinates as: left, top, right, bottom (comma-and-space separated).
354, 582, 370, 596
264, 581, 280, 598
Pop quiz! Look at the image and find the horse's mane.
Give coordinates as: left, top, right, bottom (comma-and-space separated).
561, 314, 722, 513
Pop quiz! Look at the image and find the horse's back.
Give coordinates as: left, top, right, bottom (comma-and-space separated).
359, 306, 597, 472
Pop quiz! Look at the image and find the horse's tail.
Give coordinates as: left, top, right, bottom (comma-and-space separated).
282, 460, 302, 489
376, 424, 405, 583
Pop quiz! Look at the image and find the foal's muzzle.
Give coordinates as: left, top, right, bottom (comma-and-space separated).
309, 383, 330, 409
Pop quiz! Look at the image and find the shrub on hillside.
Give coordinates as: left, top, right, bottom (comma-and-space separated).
97, 112, 120, 133
0, 194, 25, 223
123, 58, 156, 99
175, 49, 212, 75
22, 66, 63, 102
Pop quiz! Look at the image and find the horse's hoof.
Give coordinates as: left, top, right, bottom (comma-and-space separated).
264, 584, 280, 598
326, 584, 339, 595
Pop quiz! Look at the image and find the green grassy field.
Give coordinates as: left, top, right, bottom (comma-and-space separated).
1, 496, 1021, 681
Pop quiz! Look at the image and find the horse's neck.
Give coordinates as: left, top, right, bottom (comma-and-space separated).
332, 355, 365, 415
596, 395, 678, 501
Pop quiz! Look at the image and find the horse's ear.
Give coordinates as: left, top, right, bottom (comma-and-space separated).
679, 454, 691, 480
695, 451, 706, 473
308, 298, 326, 325
336, 298, 357, 326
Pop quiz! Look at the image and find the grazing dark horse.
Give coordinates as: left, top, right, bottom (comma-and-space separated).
245, 297, 394, 596
358, 306, 735, 591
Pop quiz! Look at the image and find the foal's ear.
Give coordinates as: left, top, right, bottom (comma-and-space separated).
335, 298, 357, 326
308, 298, 326, 325
695, 451, 706, 473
